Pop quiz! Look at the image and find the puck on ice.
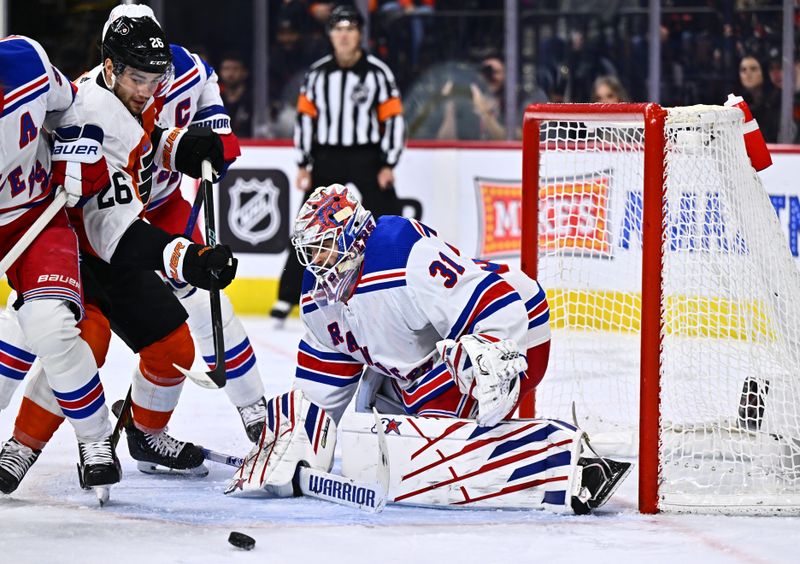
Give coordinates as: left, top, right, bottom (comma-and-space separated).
228, 531, 255, 551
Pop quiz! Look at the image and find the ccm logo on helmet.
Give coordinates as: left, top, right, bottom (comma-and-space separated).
37, 274, 80, 289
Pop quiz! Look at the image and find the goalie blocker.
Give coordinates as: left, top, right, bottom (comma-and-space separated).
224, 390, 630, 514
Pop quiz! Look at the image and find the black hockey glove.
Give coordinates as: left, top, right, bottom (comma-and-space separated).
162, 236, 238, 290
174, 127, 225, 179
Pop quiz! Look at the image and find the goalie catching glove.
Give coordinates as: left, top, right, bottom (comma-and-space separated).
437, 334, 527, 427
162, 236, 238, 290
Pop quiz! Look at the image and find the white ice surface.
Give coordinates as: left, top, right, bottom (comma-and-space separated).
1, 317, 798, 564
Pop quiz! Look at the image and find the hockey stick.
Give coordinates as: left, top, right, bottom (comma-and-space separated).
373, 407, 391, 496
183, 181, 204, 238
0, 187, 68, 278
202, 446, 387, 513
173, 160, 227, 389
111, 389, 132, 448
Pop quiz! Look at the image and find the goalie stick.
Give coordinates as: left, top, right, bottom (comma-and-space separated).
202, 446, 387, 513
204, 409, 390, 513
0, 187, 68, 277
173, 160, 227, 389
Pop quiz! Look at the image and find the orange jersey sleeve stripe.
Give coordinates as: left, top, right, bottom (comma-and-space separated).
297, 94, 318, 118
377, 97, 403, 122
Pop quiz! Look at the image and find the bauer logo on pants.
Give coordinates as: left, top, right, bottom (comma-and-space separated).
220, 169, 289, 253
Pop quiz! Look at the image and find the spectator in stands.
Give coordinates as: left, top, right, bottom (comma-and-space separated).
433, 58, 502, 141
373, 0, 435, 70
591, 75, 631, 104
269, 5, 328, 138
218, 52, 253, 138
737, 54, 780, 143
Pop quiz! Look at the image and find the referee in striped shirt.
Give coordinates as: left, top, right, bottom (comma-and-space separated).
271, 4, 406, 322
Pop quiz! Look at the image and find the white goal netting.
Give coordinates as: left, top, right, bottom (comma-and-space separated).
529, 105, 800, 514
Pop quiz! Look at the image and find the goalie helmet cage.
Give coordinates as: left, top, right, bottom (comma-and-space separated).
521, 103, 800, 515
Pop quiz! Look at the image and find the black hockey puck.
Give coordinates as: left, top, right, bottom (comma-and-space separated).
228, 531, 255, 551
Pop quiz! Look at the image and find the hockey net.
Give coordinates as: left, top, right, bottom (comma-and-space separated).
521, 103, 800, 514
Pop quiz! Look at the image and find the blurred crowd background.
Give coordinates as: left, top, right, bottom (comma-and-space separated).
7, 0, 800, 143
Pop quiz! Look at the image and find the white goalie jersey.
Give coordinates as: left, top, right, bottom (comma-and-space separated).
295, 216, 551, 422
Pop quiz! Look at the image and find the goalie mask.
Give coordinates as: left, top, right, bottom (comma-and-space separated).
292, 184, 375, 304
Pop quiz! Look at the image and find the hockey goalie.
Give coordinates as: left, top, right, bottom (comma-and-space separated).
226, 184, 631, 514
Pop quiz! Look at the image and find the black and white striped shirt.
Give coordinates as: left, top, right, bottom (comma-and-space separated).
294, 53, 405, 168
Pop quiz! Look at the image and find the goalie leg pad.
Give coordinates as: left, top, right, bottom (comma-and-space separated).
341, 412, 584, 512
224, 390, 336, 497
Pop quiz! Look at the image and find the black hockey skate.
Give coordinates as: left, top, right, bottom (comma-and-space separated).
126, 426, 209, 476
112, 399, 208, 476
571, 457, 632, 515
76, 436, 122, 506
0, 437, 41, 494
237, 397, 267, 443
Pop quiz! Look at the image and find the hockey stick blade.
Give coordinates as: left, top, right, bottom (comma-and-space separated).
201, 447, 244, 468
204, 447, 386, 512
173, 362, 226, 389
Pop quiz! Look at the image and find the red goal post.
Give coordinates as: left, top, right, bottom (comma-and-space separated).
522, 103, 664, 513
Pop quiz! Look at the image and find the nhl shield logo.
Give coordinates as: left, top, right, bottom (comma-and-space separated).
228, 177, 281, 245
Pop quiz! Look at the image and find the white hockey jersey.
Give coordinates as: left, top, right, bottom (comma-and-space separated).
49, 65, 170, 261
148, 44, 233, 212
295, 216, 551, 421
0, 36, 74, 226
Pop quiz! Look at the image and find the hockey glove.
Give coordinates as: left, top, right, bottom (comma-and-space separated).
162, 236, 238, 290
174, 127, 225, 179
437, 334, 527, 427
50, 124, 112, 207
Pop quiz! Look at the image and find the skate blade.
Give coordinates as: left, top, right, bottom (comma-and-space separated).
95, 486, 110, 506
594, 461, 633, 510
136, 461, 209, 477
